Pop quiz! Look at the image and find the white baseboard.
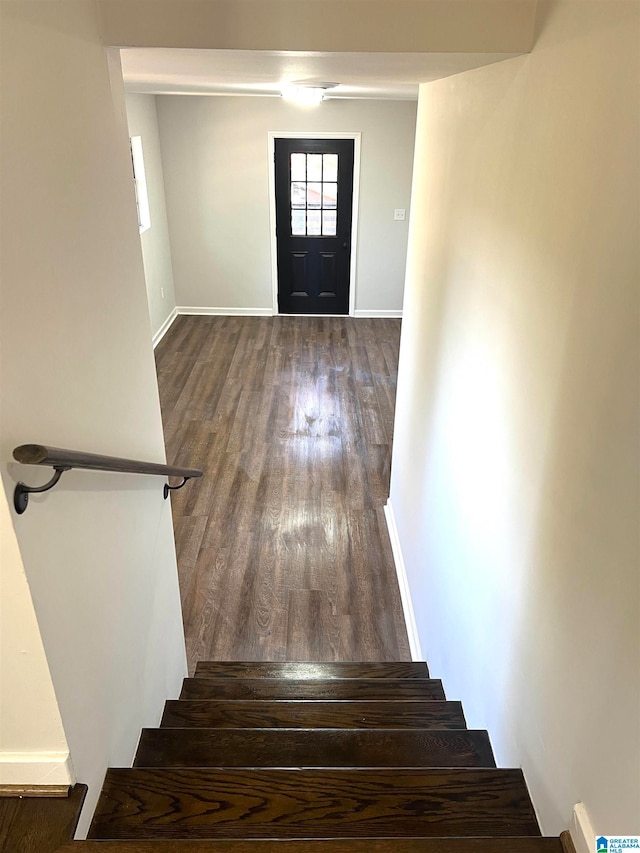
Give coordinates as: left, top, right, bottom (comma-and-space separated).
177, 306, 274, 317
0, 752, 74, 787
571, 803, 595, 853
152, 307, 178, 348
173, 307, 401, 320
383, 500, 423, 661
354, 309, 403, 318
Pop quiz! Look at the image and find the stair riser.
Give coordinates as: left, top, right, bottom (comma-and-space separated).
180, 679, 445, 701
134, 728, 495, 768
59, 840, 565, 853
161, 700, 467, 730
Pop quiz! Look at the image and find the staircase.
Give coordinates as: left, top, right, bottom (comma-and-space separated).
59, 661, 571, 852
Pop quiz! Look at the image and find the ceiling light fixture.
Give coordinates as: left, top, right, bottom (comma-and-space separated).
280, 82, 338, 106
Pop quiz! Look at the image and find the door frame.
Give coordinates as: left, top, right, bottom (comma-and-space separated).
268, 131, 361, 317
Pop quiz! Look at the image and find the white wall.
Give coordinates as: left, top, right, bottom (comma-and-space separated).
390, 0, 639, 840
156, 96, 417, 315
0, 489, 71, 787
126, 94, 177, 341
0, 1, 187, 835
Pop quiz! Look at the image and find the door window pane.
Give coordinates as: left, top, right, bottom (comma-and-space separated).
322, 183, 337, 208
323, 154, 338, 182
291, 182, 306, 207
307, 183, 322, 208
322, 210, 337, 236
292, 210, 306, 235
307, 154, 323, 181
290, 153, 306, 181
307, 210, 322, 235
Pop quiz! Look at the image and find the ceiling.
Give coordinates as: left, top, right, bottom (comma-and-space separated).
120, 48, 520, 100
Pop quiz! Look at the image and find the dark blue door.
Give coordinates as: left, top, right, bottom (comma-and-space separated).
275, 138, 354, 315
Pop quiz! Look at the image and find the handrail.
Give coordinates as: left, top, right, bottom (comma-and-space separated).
12, 444, 203, 514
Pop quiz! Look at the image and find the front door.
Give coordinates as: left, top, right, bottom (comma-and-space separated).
275, 138, 354, 315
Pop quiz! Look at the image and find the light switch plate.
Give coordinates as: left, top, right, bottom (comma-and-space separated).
394, 208, 406, 220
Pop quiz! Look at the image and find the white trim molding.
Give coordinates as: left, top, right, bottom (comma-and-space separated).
354, 309, 403, 318
571, 803, 595, 853
267, 131, 362, 318
0, 752, 74, 787
383, 500, 423, 661
177, 306, 274, 317
163, 307, 402, 324
152, 307, 178, 348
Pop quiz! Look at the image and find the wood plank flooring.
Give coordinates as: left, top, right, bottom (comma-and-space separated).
154, 316, 410, 670
0, 785, 86, 853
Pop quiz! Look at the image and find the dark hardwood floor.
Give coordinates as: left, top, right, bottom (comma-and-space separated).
154, 316, 410, 670
0, 785, 86, 853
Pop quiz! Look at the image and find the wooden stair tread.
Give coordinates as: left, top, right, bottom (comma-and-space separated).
180, 678, 445, 701
194, 662, 430, 679
161, 700, 466, 729
88, 768, 540, 840
134, 727, 495, 768
58, 839, 565, 852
